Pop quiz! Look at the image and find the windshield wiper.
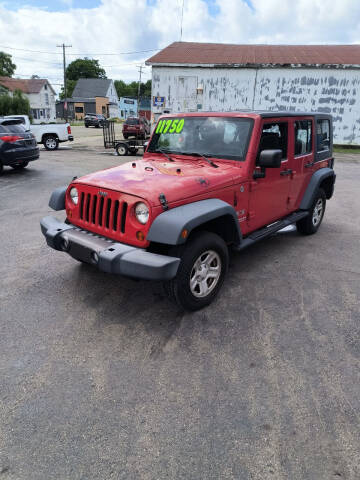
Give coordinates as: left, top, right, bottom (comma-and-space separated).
185, 152, 218, 168
154, 148, 174, 162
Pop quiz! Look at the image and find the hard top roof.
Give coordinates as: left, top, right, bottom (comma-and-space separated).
159, 111, 331, 119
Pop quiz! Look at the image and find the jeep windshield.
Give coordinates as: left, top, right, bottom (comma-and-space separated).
148, 116, 253, 161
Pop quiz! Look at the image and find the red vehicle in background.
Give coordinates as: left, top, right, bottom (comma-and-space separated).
122, 116, 150, 139
41, 111, 336, 310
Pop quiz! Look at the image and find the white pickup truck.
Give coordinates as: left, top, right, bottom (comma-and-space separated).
5, 115, 74, 150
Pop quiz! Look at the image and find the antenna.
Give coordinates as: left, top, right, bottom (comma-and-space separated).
180, 0, 185, 41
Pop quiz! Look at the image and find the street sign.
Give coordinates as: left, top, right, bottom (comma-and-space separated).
153, 96, 165, 107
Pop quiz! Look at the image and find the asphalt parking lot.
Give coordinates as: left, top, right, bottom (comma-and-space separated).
0, 144, 359, 479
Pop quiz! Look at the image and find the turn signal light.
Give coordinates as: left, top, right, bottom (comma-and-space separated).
136, 231, 145, 241
181, 229, 188, 239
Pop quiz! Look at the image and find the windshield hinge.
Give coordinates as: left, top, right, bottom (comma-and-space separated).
159, 193, 169, 211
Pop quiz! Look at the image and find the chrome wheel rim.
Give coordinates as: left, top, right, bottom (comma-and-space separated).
46, 138, 57, 149
117, 145, 126, 155
312, 198, 324, 226
190, 250, 221, 298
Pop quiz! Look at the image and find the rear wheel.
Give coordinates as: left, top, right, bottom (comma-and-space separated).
11, 162, 28, 170
297, 188, 326, 235
164, 232, 229, 311
44, 135, 59, 150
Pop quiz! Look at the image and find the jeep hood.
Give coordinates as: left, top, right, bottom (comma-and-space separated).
75, 158, 238, 206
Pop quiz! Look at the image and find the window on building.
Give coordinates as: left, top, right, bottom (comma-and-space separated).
44, 84, 47, 90
75, 106, 84, 113
295, 120, 312, 155
258, 122, 288, 161
317, 119, 330, 152
45, 93, 49, 105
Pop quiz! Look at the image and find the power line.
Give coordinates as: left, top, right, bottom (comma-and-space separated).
0, 44, 169, 56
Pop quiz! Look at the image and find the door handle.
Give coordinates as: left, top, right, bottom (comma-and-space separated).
280, 169, 292, 176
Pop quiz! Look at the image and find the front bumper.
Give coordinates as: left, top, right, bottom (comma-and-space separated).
40, 216, 180, 281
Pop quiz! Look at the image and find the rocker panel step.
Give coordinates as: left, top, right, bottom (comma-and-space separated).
236, 211, 308, 251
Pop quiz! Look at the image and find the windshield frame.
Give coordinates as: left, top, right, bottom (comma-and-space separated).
148, 115, 254, 162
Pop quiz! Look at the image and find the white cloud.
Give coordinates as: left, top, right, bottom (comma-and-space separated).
0, 0, 359, 95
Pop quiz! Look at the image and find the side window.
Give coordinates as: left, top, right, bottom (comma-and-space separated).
317, 119, 330, 152
295, 120, 312, 155
258, 122, 288, 161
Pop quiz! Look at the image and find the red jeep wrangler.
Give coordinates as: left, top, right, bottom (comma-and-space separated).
41, 112, 336, 310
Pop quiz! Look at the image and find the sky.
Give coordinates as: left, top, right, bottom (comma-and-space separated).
1, 0, 360, 96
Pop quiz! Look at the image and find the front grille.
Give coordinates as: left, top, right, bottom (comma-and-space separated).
78, 192, 128, 234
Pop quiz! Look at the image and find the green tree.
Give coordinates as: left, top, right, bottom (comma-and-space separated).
0, 90, 30, 116
0, 52, 16, 77
66, 58, 106, 81
114, 79, 152, 99
11, 89, 30, 115
59, 58, 107, 99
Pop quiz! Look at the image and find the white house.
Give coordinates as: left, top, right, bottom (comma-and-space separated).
146, 42, 360, 145
0, 77, 56, 123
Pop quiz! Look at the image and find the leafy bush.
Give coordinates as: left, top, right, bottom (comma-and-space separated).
0, 90, 30, 116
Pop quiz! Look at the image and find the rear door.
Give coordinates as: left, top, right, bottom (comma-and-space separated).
287, 117, 314, 210
248, 118, 291, 231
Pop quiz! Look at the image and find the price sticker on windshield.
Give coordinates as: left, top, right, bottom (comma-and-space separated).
155, 118, 185, 134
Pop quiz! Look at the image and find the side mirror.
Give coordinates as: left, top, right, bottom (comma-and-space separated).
254, 149, 282, 179
258, 149, 282, 168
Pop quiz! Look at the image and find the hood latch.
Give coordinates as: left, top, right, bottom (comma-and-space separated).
159, 193, 169, 211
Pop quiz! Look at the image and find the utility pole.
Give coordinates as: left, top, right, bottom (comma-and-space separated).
57, 43, 72, 121
137, 65, 144, 116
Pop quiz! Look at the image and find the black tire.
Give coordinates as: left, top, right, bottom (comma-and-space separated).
164, 231, 229, 311
44, 135, 59, 150
85, 124, 89, 128
128, 147, 139, 155
297, 188, 326, 235
11, 162, 29, 170
123, 134, 128, 140
95, 124, 100, 128
116, 143, 128, 156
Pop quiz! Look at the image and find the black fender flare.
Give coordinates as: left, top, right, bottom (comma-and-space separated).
300, 168, 336, 210
49, 186, 67, 211
146, 199, 242, 246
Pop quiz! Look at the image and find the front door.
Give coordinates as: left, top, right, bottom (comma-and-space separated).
248, 119, 291, 231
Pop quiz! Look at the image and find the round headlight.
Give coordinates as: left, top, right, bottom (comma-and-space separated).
135, 202, 149, 224
69, 187, 78, 205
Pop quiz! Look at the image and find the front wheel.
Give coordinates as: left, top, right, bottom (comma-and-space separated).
44, 135, 59, 150
297, 188, 326, 235
164, 232, 229, 311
